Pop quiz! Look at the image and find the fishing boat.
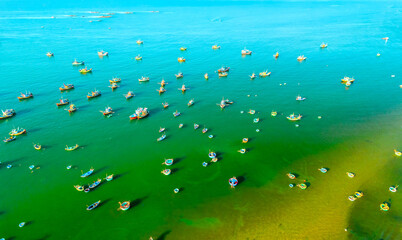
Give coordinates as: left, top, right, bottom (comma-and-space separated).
0, 109, 16, 120
210, 156, 218, 162
87, 90, 101, 99
194, 123, 199, 129
157, 134, 166, 142
109, 83, 119, 90
136, 40, 143, 44
139, 76, 150, 82
65, 144, 79, 151
377, 53, 381, 57
159, 127, 165, 133
229, 177, 238, 188
208, 151, 216, 158
217, 66, 230, 73
67, 165, 72, 170
158, 79, 167, 86
218, 72, 228, 77
89, 179, 101, 189
341, 77, 355, 83
157, 87, 166, 94
380, 202, 389, 211
238, 148, 246, 154
179, 84, 187, 92
259, 71, 271, 77
242, 138, 249, 143
79, 67, 92, 73
161, 169, 171, 175
129, 107, 149, 120
74, 185, 84, 191
135, 55, 142, 61
382, 37, 389, 42
66, 104, 77, 113
253, 118, 259, 123
19, 222, 26, 227
7, 164, 12, 168
81, 168, 94, 178
188, 99, 194, 106
179, 123, 184, 128
287, 173, 296, 179
119, 201, 130, 211
202, 127, 208, 133
346, 172, 355, 178
180, 47, 187, 51
320, 43, 328, 48
241, 49, 252, 55
175, 72, 183, 78
345, 81, 352, 87
296, 95, 306, 101
250, 73, 256, 79
204, 73, 209, 80
348, 195, 356, 201
174, 188, 180, 193
3, 136, 16, 143
9, 127, 26, 136
248, 109, 256, 115
56, 98, 69, 106
178, 57, 186, 62
105, 174, 113, 181
273, 52, 279, 58
162, 159, 174, 166
17, 91, 33, 100
318, 168, 328, 173
297, 55, 307, 61
389, 185, 398, 193
202, 162, 208, 167
59, 84, 74, 91
33, 143, 41, 150
271, 111, 277, 117
162, 102, 169, 108
173, 110, 180, 117
212, 45, 221, 50
101, 107, 113, 116
46, 52, 54, 57
394, 149, 401, 157
98, 50, 108, 56
109, 77, 121, 83
87, 200, 101, 211
72, 59, 84, 65
287, 113, 302, 121
124, 91, 134, 99
297, 183, 307, 190
355, 191, 363, 198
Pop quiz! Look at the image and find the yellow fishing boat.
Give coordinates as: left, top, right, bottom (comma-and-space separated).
297, 55, 307, 61
212, 45, 220, 50
259, 71, 271, 77
178, 57, 186, 62
180, 47, 187, 51
320, 43, 328, 48
79, 67, 92, 74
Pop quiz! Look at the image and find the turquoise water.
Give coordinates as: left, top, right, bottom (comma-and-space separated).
0, 2, 401, 239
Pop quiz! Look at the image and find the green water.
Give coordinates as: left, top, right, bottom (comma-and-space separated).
0, 2, 401, 239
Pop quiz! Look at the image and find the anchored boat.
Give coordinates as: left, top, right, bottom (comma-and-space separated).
72, 59, 84, 65
60, 84, 74, 91
81, 168, 94, 178
178, 57, 186, 62
124, 91, 134, 99
175, 72, 183, 78
139, 76, 150, 82
87, 200, 101, 211
18, 91, 33, 100
9, 127, 26, 136
98, 50, 108, 56
0, 109, 16, 120
297, 55, 307, 61
119, 201, 130, 211
3, 136, 16, 143
79, 67, 92, 73
212, 45, 221, 50
101, 107, 113, 116
241, 48, 252, 55
129, 107, 149, 120
109, 77, 121, 83
287, 113, 302, 121
56, 98, 69, 106
259, 71, 271, 77
87, 90, 101, 99
65, 144, 79, 151
217, 66, 230, 73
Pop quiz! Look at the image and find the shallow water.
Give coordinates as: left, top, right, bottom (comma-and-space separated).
0, 1, 401, 239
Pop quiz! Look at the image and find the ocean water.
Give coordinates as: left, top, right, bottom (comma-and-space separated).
0, 1, 401, 239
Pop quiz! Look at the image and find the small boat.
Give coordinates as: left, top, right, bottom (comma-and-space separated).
208, 135, 214, 139
74, 185, 84, 191
287, 173, 296, 179
296, 95, 306, 101
136, 40, 143, 44
162, 102, 169, 108
84, 188, 90, 193
109, 83, 119, 90
271, 111, 277, 117
194, 123, 199, 129
217, 66, 230, 73
72, 59, 84, 65
259, 71, 271, 77
242, 138, 248, 143
81, 168, 94, 178
188, 99, 194, 106
253, 118, 259, 123
389, 185, 398, 193
157, 87, 166, 94
346, 172, 355, 178
202, 128, 208, 134
377, 53, 381, 57
34, 143, 42, 150
109, 78, 121, 83
87, 90, 101, 99
161, 169, 171, 175
345, 81, 352, 87
139, 76, 150, 82
179, 83, 187, 91
238, 148, 246, 154
297, 55, 307, 61
98, 50, 108, 56
65, 144, 79, 151
158, 79, 167, 86
0, 109, 16, 120
348, 195, 356, 201
79, 67, 92, 73
134, 54, 142, 61
297, 183, 307, 190
229, 177, 238, 188
179, 123, 183, 128
124, 91, 134, 99
320, 43, 328, 48
162, 159, 174, 166
382, 37, 389, 42
318, 168, 328, 173
241, 49, 252, 55
59, 84, 74, 91
202, 162, 208, 167
66, 104, 77, 113
208, 151, 216, 158
46, 52, 54, 57
354, 191, 363, 198
212, 45, 221, 50
341, 77, 355, 83
89, 179, 101, 189
101, 107, 113, 116
250, 73, 256, 79
180, 47, 187, 51
248, 109, 256, 115
19, 222, 26, 227
394, 149, 401, 157
174, 188, 180, 193
273, 52, 279, 58
157, 134, 166, 142
129, 107, 149, 120
175, 72, 183, 78
119, 201, 130, 211
173, 110, 180, 117
17, 91, 33, 100
3, 136, 16, 143
66, 165, 72, 170
105, 174, 114, 181
87, 200, 101, 211
159, 127, 166, 133
56, 98, 69, 106
204, 73, 209, 80
218, 72, 228, 77
178, 57, 186, 62
7, 164, 12, 168
287, 113, 302, 121
380, 202, 389, 211
9, 127, 26, 136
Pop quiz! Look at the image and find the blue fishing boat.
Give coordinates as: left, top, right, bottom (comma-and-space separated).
89, 179, 101, 189
3, 136, 16, 143
87, 200, 101, 211
157, 134, 166, 142
81, 168, 94, 178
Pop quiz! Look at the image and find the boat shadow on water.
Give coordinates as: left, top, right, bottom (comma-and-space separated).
237, 175, 247, 185
92, 166, 109, 176
171, 167, 180, 174
98, 198, 112, 208
130, 195, 149, 208
112, 171, 129, 181
156, 230, 171, 240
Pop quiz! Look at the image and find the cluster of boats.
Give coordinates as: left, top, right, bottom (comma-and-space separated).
3, 127, 26, 143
